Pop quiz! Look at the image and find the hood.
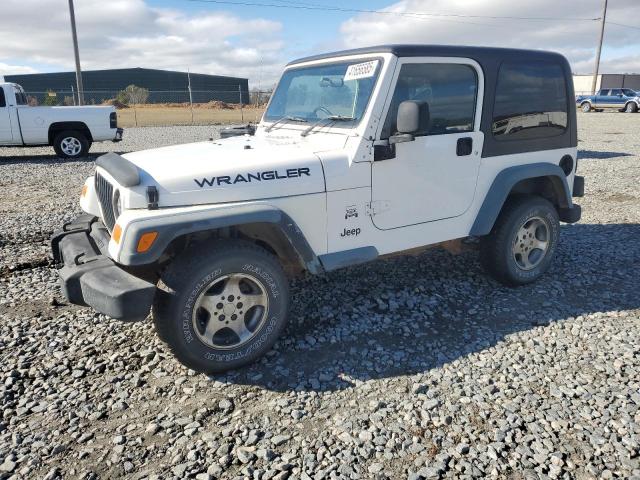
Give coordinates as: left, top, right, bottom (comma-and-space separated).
121, 134, 330, 208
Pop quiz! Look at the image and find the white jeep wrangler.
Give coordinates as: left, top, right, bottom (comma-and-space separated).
52, 45, 584, 373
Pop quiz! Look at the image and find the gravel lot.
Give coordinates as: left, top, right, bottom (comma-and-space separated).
1, 114, 639, 480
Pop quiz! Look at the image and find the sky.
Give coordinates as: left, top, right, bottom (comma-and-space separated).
0, 0, 639, 89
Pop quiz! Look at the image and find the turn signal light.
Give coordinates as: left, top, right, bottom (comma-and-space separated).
137, 231, 158, 253
112, 224, 122, 244
81, 185, 88, 198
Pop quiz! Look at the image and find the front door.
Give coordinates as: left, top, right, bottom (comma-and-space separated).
0, 87, 13, 143
371, 58, 483, 230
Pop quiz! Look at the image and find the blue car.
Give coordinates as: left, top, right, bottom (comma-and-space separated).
576, 88, 640, 113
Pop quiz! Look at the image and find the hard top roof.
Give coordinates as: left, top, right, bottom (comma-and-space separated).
287, 44, 566, 66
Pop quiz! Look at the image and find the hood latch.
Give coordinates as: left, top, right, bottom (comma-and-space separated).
146, 186, 159, 210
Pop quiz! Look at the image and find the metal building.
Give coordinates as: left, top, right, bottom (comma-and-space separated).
4, 67, 249, 105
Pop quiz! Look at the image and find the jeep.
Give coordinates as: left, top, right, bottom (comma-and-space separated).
51, 45, 584, 373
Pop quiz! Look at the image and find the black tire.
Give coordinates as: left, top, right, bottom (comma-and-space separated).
52, 130, 91, 158
480, 195, 560, 287
153, 240, 290, 373
580, 102, 591, 113
625, 102, 637, 113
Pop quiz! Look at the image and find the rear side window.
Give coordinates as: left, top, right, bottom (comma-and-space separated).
13, 86, 27, 106
492, 61, 568, 141
382, 63, 477, 138
0, 88, 5, 107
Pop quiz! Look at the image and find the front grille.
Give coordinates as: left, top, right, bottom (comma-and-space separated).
95, 172, 116, 231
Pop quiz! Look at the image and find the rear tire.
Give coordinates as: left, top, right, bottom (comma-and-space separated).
480, 196, 560, 287
153, 241, 290, 373
625, 102, 637, 113
53, 130, 91, 158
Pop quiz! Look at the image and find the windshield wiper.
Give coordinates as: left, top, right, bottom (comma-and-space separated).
264, 115, 308, 132
300, 115, 355, 137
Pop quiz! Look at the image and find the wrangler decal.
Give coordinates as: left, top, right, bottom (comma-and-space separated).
195, 168, 311, 188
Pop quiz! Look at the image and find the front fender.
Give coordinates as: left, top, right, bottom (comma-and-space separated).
111, 203, 323, 274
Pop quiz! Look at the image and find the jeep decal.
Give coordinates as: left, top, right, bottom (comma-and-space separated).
195, 167, 311, 188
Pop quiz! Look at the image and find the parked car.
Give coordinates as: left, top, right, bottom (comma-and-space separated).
0, 82, 123, 158
576, 88, 640, 113
52, 45, 583, 373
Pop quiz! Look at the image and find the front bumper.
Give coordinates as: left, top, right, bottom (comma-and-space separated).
113, 128, 124, 142
51, 215, 155, 321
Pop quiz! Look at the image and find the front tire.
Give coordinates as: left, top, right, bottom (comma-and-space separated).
625, 102, 637, 113
53, 130, 91, 158
480, 196, 560, 287
581, 102, 592, 113
153, 241, 290, 373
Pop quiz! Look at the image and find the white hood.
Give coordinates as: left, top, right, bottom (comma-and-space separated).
120, 133, 340, 208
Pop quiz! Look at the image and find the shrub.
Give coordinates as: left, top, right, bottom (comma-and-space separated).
42, 91, 58, 106
116, 84, 149, 105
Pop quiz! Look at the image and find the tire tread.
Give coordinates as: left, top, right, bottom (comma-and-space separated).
480, 195, 558, 287
152, 240, 288, 373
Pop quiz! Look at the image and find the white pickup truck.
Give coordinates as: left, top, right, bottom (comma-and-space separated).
0, 82, 123, 158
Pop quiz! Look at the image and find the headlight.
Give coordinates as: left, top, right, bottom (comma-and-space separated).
113, 189, 124, 219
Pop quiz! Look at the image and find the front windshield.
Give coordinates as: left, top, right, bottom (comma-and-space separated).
623, 89, 637, 96
264, 59, 381, 124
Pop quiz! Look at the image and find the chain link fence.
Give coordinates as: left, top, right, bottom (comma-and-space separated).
22, 89, 272, 128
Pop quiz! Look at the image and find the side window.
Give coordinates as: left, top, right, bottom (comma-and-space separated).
492, 61, 567, 141
602, 89, 611, 96
381, 63, 477, 138
0, 88, 5, 108
610, 88, 622, 96
14, 86, 27, 106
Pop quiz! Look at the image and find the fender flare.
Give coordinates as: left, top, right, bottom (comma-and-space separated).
118, 204, 324, 274
48, 121, 93, 143
469, 163, 573, 236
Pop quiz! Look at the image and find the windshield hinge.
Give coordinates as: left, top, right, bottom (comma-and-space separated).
365, 200, 390, 216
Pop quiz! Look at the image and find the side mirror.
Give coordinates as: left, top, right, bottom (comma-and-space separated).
390, 101, 429, 144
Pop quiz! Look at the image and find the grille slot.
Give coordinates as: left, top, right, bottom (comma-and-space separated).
95, 172, 116, 231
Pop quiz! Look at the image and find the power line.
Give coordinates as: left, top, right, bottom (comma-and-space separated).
608, 21, 640, 31
185, 0, 600, 23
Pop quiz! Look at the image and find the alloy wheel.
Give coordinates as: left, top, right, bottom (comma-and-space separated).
192, 273, 269, 349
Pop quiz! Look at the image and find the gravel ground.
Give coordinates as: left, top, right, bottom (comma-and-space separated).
0, 114, 639, 480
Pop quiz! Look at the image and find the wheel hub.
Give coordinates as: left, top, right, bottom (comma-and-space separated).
223, 303, 236, 316
192, 272, 269, 350
61, 137, 81, 156
512, 216, 550, 271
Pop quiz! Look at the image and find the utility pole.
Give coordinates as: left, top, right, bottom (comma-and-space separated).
68, 0, 84, 105
591, 0, 608, 95
239, 84, 244, 123
187, 68, 194, 124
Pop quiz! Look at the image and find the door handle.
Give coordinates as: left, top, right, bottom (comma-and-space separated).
456, 137, 473, 156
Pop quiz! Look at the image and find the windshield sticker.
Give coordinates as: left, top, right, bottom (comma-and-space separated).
344, 60, 379, 82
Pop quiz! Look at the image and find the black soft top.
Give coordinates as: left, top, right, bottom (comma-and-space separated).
287, 44, 567, 66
